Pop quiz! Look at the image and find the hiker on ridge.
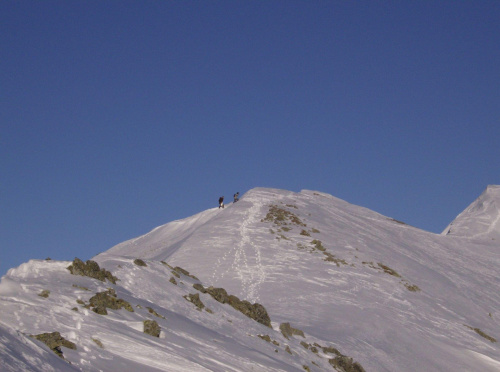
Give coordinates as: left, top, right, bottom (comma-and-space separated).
219, 196, 224, 209
234, 192, 239, 203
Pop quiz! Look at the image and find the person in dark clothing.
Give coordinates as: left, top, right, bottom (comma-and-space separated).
219, 196, 224, 209
233, 192, 239, 203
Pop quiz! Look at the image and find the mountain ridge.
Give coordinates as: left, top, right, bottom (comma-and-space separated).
442, 185, 500, 241
1, 186, 500, 371
94, 186, 500, 370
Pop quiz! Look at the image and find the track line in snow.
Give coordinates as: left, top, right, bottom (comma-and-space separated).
235, 199, 265, 302
233, 193, 287, 302
209, 197, 277, 303
210, 236, 234, 282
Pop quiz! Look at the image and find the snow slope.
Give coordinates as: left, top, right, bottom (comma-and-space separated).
442, 185, 500, 242
1, 186, 500, 371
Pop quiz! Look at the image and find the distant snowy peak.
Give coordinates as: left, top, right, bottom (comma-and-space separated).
442, 185, 500, 241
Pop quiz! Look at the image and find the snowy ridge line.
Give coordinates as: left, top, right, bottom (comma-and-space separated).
441, 185, 500, 240
3, 186, 500, 371
102, 207, 224, 261
210, 193, 282, 299
143, 208, 225, 260
128, 224, 164, 246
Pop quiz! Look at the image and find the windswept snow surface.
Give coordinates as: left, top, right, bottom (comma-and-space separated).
0, 322, 78, 372
2, 186, 500, 371
442, 185, 500, 242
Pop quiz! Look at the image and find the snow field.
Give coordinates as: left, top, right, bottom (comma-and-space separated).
2, 186, 500, 371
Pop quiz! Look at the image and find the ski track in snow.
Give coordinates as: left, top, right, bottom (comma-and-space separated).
237, 199, 265, 303
209, 200, 264, 302
209, 236, 233, 283
210, 195, 282, 303
231, 193, 287, 302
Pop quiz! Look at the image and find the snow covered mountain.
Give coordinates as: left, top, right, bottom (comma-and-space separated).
442, 185, 500, 242
1, 187, 500, 371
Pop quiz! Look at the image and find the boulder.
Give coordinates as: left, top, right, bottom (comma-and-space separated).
67, 258, 118, 284
143, 320, 161, 337
31, 332, 76, 359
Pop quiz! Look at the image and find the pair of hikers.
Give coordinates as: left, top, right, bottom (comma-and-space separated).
218, 192, 239, 209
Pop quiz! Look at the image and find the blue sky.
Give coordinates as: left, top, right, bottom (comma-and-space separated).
1, 1, 499, 276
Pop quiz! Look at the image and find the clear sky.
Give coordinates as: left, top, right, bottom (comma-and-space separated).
1, 1, 499, 276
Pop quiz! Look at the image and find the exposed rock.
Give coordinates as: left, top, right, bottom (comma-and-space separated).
88, 289, 134, 315
363, 261, 419, 291
279, 322, 305, 339
263, 205, 306, 227
171, 271, 180, 278
300, 341, 318, 353
206, 286, 229, 303
134, 259, 147, 267
404, 283, 421, 292
193, 283, 206, 293
248, 302, 271, 327
147, 307, 165, 319
92, 338, 104, 348
321, 345, 342, 356
311, 239, 326, 251
388, 218, 407, 225
67, 258, 118, 284
323, 252, 348, 266
173, 266, 199, 280
38, 290, 50, 298
329, 355, 366, 372
258, 334, 280, 346
464, 325, 497, 343
31, 332, 76, 359
205, 286, 272, 327
377, 263, 401, 278
183, 293, 205, 311
169, 276, 178, 285
143, 320, 161, 337
305, 341, 365, 372
72, 284, 90, 291
161, 260, 173, 269
258, 334, 272, 342
227, 296, 271, 328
